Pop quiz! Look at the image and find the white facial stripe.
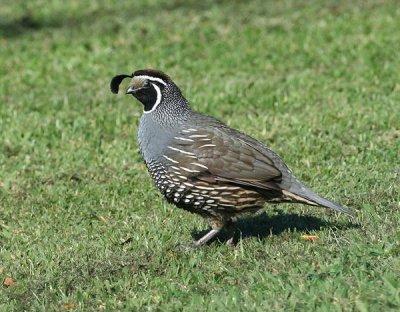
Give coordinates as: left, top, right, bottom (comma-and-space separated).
144, 83, 162, 114
135, 75, 167, 86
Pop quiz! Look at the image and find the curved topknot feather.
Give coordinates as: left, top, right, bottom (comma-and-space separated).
110, 74, 132, 94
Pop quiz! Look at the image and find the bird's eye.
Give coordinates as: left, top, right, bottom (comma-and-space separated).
143, 80, 150, 87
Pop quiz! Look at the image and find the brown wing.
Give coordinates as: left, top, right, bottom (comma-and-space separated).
158, 125, 352, 215
163, 127, 283, 191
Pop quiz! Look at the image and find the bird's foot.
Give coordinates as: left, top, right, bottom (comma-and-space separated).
226, 236, 236, 246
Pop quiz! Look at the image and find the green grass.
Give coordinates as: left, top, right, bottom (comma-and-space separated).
1, 0, 399, 310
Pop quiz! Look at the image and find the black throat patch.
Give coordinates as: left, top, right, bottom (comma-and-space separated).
134, 83, 162, 113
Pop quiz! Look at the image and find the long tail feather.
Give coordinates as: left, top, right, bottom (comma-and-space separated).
285, 185, 353, 216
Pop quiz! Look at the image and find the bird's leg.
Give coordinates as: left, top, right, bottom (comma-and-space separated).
193, 219, 224, 248
193, 229, 221, 247
225, 219, 237, 246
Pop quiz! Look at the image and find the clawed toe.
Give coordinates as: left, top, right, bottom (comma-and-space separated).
226, 237, 236, 246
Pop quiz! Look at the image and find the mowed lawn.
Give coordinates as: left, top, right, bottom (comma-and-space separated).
1, 0, 399, 310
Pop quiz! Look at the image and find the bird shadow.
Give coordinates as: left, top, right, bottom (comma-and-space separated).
191, 212, 359, 245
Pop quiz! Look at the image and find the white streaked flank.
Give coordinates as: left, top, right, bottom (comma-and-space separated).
163, 155, 179, 163
167, 146, 196, 155
190, 162, 208, 169
180, 166, 201, 173
198, 144, 217, 148
195, 185, 214, 190
188, 134, 208, 138
182, 128, 198, 133
185, 155, 198, 159
226, 186, 241, 190
174, 136, 194, 142
220, 192, 233, 196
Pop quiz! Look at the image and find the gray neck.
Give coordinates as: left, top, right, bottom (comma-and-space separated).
146, 84, 192, 126
137, 86, 193, 163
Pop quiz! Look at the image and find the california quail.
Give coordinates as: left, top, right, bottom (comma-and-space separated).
111, 69, 353, 247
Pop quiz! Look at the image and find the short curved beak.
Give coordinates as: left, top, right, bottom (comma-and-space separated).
126, 86, 136, 95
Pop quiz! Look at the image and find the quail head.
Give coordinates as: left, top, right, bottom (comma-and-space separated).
111, 69, 353, 247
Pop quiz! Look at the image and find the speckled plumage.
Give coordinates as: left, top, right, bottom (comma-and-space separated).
111, 69, 352, 247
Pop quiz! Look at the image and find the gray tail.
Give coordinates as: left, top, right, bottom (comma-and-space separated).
284, 184, 354, 216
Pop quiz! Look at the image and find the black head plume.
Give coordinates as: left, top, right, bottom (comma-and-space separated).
110, 74, 133, 94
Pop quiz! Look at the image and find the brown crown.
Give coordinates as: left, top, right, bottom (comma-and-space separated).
133, 69, 170, 82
